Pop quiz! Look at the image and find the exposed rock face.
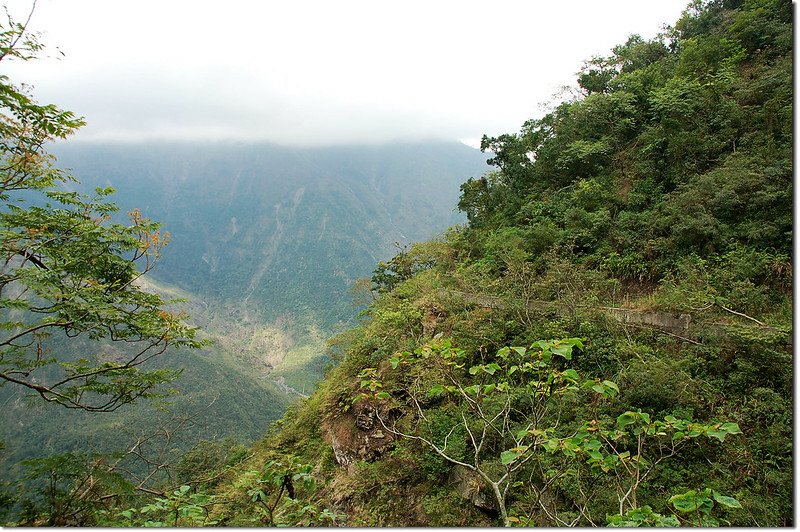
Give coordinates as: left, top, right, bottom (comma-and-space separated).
330, 434, 355, 468
449, 465, 495, 510
355, 406, 375, 430
422, 305, 446, 337
325, 400, 394, 470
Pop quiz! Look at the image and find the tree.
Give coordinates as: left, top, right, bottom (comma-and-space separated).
364, 338, 742, 527
0, 5, 205, 412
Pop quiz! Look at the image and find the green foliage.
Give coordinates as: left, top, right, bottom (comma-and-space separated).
108, 485, 218, 527
378, 338, 744, 526
371, 241, 449, 293
417, 405, 468, 478
236, 456, 341, 526
607, 505, 679, 527
668, 488, 742, 526
13, 452, 131, 526
462, 0, 791, 282
160, 0, 794, 526
0, 11, 206, 413
421, 486, 489, 526
175, 438, 249, 487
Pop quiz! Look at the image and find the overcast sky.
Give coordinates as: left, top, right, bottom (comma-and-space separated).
4, 0, 689, 146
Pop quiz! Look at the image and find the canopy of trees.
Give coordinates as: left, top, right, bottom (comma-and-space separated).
214, 0, 790, 527
0, 10, 204, 411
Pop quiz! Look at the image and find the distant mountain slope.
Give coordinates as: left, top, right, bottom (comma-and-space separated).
1, 141, 488, 489
215, 0, 791, 526
53, 141, 488, 328
0, 275, 293, 483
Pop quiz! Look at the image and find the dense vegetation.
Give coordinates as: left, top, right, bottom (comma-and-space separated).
0, 6, 486, 525
1, 0, 792, 527
0, 140, 486, 496
187, 0, 788, 527
53, 140, 485, 330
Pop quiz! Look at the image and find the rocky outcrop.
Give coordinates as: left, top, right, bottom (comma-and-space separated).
325, 401, 394, 471
422, 304, 446, 337
449, 466, 495, 510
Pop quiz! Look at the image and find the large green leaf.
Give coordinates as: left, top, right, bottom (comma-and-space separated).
500, 450, 518, 465
427, 384, 445, 398
617, 412, 636, 429
707, 422, 741, 442
500, 445, 529, 465
670, 492, 702, 512
712, 491, 742, 509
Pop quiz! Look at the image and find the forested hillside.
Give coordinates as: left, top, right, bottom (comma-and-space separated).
52, 141, 486, 393
0, 275, 293, 485
0, 141, 487, 513
186, 0, 788, 527
53, 141, 485, 328
1, 0, 792, 527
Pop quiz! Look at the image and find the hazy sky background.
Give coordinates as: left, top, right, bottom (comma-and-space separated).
4, 0, 690, 146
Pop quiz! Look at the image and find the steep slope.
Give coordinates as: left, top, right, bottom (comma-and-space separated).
206, 0, 792, 527
3, 1, 791, 526
52, 141, 487, 390
0, 141, 488, 507
53, 141, 486, 328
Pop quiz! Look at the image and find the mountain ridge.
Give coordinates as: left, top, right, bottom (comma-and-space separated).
52, 140, 488, 328
0, 140, 490, 495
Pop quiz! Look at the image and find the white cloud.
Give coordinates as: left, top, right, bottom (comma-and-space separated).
4, 0, 690, 145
